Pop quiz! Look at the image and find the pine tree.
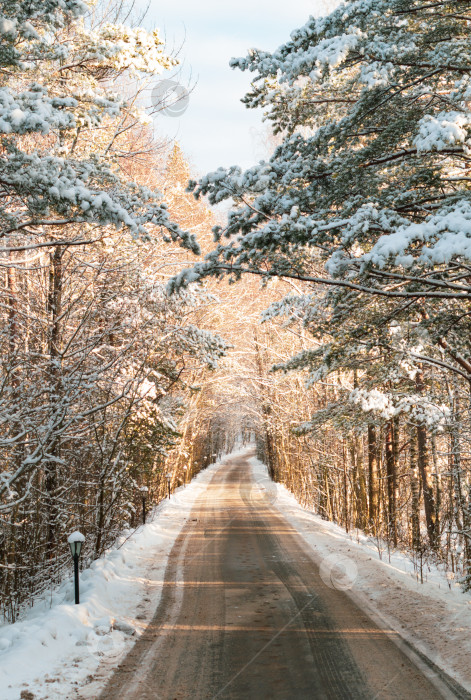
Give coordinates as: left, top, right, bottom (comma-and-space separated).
170, 0, 471, 587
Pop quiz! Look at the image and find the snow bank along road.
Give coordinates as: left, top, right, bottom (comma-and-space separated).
95, 450, 468, 700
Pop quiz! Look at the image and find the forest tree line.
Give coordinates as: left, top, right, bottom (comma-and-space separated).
174, 0, 471, 592
3, 0, 471, 624
0, 0, 226, 622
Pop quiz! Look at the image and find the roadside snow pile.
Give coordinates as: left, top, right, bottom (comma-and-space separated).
0, 459, 223, 700
249, 456, 471, 692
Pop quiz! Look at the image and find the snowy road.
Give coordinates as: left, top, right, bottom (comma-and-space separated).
97, 451, 466, 700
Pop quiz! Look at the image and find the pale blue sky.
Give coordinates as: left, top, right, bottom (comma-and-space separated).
138, 1, 337, 176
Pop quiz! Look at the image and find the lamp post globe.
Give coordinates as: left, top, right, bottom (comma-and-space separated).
68, 538, 83, 558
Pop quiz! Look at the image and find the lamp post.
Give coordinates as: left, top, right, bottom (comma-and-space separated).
165, 472, 171, 499
139, 486, 148, 524
183, 466, 187, 486
67, 531, 85, 605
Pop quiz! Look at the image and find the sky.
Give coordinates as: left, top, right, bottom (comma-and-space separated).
137, 1, 337, 177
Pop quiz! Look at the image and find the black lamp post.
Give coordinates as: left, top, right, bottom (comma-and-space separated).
67, 531, 85, 605
165, 472, 171, 499
140, 486, 148, 524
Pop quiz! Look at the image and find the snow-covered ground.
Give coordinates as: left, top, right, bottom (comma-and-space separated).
2, 447, 471, 699
249, 455, 471, 693
0, 457, 227, 700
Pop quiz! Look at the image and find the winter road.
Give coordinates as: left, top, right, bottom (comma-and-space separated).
99, 451, 468, 700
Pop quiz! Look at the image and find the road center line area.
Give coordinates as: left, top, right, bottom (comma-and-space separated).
96, 452, 469, 700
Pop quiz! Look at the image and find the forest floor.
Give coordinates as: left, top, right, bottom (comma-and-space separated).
1, 448, 471, 699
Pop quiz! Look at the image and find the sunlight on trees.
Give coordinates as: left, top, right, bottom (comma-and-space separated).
3, 0, 471, 624
173, 0, 471, 592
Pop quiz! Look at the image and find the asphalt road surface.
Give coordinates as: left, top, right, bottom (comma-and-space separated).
99, 452, 469, 700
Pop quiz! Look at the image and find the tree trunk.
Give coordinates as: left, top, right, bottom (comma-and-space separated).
409, 424, 421, 550
431, 432, 441, 538
342, 440, 349, 533
44, 247, 63, 557
463, 385, 471, 589
7, 261, 18, 359
385, 420, 397, 546
416, 366, 438, 549
368, 425, 379, 533
350, 435, 367, 530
